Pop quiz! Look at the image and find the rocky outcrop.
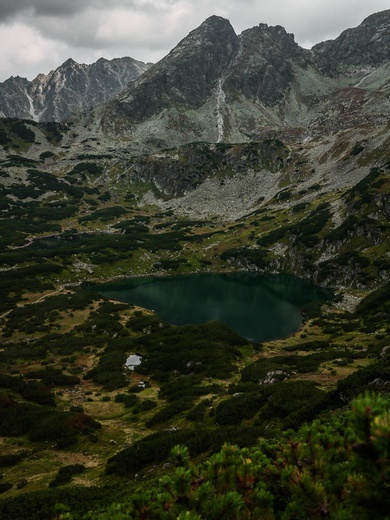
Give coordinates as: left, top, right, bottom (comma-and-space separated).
126, 140, 289, 197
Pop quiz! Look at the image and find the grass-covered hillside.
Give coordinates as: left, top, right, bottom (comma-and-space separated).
0, 119, 389, 518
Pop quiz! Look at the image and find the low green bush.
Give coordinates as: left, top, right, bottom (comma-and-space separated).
49, 464, 85, 487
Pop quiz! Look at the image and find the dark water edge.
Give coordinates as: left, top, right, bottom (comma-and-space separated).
91, 272, 333, 343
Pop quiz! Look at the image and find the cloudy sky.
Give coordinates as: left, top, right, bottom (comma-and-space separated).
0, 0, 388, 82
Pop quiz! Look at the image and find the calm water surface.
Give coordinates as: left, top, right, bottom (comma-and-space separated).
93, 273, 332, 342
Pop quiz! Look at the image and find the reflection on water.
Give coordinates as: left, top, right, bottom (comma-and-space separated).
30, 237, 80, 249
94, 273, 332, 342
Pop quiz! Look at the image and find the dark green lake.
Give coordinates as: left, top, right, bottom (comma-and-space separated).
93, 273, 332, 342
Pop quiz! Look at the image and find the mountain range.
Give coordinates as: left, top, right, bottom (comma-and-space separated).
0, 10, 387, 223
92, 9, 389, 150
1, 10, 389, 148
0, 57, 151, 122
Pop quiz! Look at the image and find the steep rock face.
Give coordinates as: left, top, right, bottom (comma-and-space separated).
312, 10, 390, 76
2, 10, 390, 155
0, 57, 150, 122
95, 16, 315, 146
0, 76, 33, 121
81, 9, 390, 151
105, 18, 311, 124
127, 140, 289, 197
3, 10, 390, 150
105, 16, 239, 123
226, 24, 311, 106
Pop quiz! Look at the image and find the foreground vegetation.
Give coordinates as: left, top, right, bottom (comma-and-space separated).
1, 393, 388, 519
73, 393, 390, 520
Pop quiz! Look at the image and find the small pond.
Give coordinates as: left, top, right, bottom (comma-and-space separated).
29, 235, 82, 250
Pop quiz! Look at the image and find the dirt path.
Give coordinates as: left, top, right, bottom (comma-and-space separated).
0, 286, 65, 321
0, 310, 11, 320
30, 286, 65, 305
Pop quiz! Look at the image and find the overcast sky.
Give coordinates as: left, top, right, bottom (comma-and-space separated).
0, 0, 388, 82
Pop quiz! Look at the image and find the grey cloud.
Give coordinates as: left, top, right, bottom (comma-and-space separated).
0, 0, 92, 20
25, 1, 195, 51
1, 0, 389, 82
0, 0, 184, 21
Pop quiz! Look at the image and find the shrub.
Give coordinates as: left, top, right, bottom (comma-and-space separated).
115, 394, 139, 408
0, 452, 27, 468
0, 482, 12, 494
71, 162, 103, 175
49, 464, 85, 487
134, 399, 157, 413
216, 393, 264, 425
145, 397, 194, 427
106, 426, 262, 476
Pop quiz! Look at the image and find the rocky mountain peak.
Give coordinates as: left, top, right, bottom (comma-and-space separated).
312, 9, 390, 75
197, 14, 234, 30
177, 14, 236, 48
61, 57, 79, 68
89, 9, 390, 150
239, 21, 305, 63
0, 56, 151, 122
222, 21, 309, 107
51, 58, 87, 80
159, 14, 237, 69
361, 8, 390, 27
254, 23, 298, 48
107, 16, 239, 125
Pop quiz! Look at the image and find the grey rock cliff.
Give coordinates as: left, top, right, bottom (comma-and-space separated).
76, 9, 389, 151
312, 10, 390, 76
100, 16, 312, 131
105, 16, 239, 123
225, 23, 311, 106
